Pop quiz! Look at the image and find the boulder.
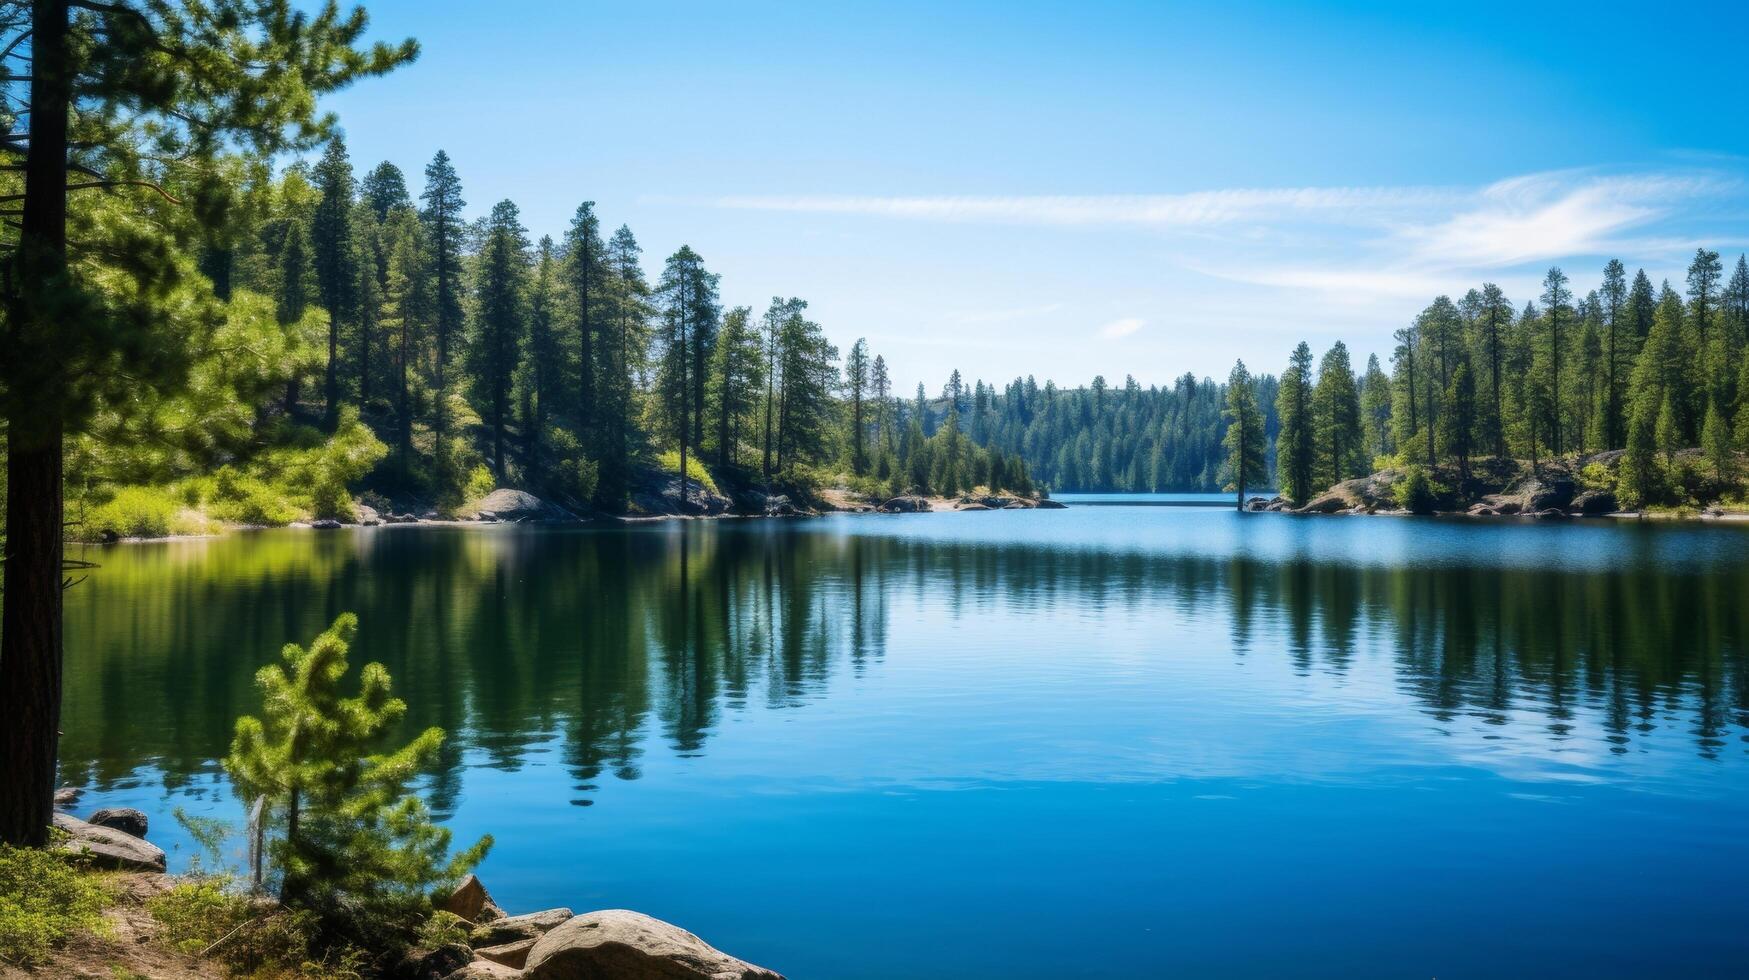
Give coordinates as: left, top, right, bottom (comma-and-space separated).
387, 512, 420, 524
52, 813, 166, 872
1296, 493, 1349, 515
1466, 504, 1498, 517
1570, 489, 1617, 516
443, 960, 524, 980
631, 477, 730, 517
473, 489, 575, 522
310, 518, 344, 530
1534, 508, 1569, 520
477, 938, 538, 970
401, 943, 474, 980
87, 807, 148, 838
54, 786, 81, 807
471, 908, 574, 948
956, 502, 991, 511
980, 496, 1014, 508
358, 504, 382, 527
1034, 498, 1068, 509
1525, 477, 1576, 512
879, 496, 931, 513
523, 910, 783, 980
443, 874, 505, 924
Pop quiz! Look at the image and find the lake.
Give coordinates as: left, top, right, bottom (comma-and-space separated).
60, 503, 1749, 978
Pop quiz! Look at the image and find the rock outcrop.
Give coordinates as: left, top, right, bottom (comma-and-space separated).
52, 813, 166, 872
472, 489, 576, 523
1034, 498, 1068, 509
880, 495, 931, 513
470, 907, 574, 948
87, 807, 149, 838
523, 909, 784, 980
443, 873, 506, 924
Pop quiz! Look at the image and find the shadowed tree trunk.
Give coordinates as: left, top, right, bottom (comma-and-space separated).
0, 0, 70, 847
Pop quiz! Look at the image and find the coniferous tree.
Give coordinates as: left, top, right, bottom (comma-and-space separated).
1439, 360, 1477, 480
845, 338, 870, 475
360, 161, 412, 222
1311, 341, 1362, 490
1222, 360, 1266, 509
1276, 342, 1315, 503
1360, 353, 1392, 460
225, 614, 491, 919
311, 136, 358, 429
521, 236, 564, 486
654, 245, 719, 500
278, 217, 314, 413
565, 202, 606, 439
468, 201, 529, 478
595, 225, 649, 509
1539, 267, 1571, 455
1599, 260, 1629, 448
0, 0, 412, 846
1476, 282, 1512, 457
419, 150, 466, 484
707, 306, 763, 468
380, 208, 430, 483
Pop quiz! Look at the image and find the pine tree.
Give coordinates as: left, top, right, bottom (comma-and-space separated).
1360, 353, 1392, 460
1701, 399, 1735, 486
225, 614, 491, 928
1311, 341, 1362, 489
0, 0, 412, 846
419, 150, 466, 485
845, 339, 870, 475
1539, 267, 1572, 455
380, 209, 430, 484
360, 161, 412, 223
468, 201, 529, 477
1222, 360, 1266, 509
1276, 342, 1315, 503
311, 136, 358, 430
707, 306, 763, 468
1439, 361, 1476, 480
521, 237, 564, 487
1599, 260, 1629, 448
595, 225, 649, 509
565, 202, 606, 440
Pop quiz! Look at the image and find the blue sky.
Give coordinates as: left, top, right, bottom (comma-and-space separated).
323, 0, 1749, 391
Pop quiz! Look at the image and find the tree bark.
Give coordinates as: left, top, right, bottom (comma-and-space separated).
0, 0, 70, 848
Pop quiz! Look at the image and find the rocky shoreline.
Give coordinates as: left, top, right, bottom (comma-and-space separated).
46, 787, 783, 980
1245, 453, 1749, 522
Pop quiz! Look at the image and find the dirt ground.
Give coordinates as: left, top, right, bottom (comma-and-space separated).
0, 873, 221, 980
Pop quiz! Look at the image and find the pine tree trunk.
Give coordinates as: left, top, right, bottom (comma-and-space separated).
0, 0, 71, 848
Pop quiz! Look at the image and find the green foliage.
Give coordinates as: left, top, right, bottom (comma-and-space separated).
85, 486, 178, 539
1394, 467, 1440, 515
1221, 360, 1266, 500
0, 842, 114, 966
464, 464, 497, 503
147, 880, 351, 979
224, 615, 491, 960
658, 449, 720, 494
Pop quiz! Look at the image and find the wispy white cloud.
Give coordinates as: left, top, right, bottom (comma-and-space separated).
1098, 317, 1144, 339
714, 186, 1458, 228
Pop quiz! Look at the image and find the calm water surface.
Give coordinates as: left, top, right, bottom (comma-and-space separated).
61, 504, 1749, 978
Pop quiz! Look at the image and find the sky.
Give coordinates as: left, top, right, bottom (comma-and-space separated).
320, 0, 1749, 392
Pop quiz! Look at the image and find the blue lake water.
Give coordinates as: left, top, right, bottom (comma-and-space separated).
60, 505, 1749, 977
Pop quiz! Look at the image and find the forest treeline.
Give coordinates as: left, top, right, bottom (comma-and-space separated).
1229, 253, 1749, 508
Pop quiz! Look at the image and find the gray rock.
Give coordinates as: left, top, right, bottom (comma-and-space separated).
387, 512, 420, 523
358, 504, 382, 526
473, 489, 575, 522
1534, 508, 1569, 519
442, 961, 524, 980
523, 910, 783, 980
477, 938, 538, 969
1526, 477, 1576, 512
1571, 489, 1618, 515
957, 502, 991, 511
879, 496, 931, 513
1034, 498, 1068, 509
1296, 493, 1349, 514
52, 813, 166, 872
310, 518, 344, 530
87, 807, 148, 838
471, 908, 574, 948
54, 786, 81, 807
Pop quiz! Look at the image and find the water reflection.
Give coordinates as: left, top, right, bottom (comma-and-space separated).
60, 516, 1749, 807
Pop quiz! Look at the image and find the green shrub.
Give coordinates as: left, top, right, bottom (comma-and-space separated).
657, 449, 719, 494
209, 467, 300, 526
147, 880, 339, 976
0, 841, 114, 966
1578, 461, 1615, 493
1394, 467, 1439, 515
85, 486, 179, 539
464, 463, 496, 503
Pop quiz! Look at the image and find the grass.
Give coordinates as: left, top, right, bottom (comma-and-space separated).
0, 841, 115, 967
